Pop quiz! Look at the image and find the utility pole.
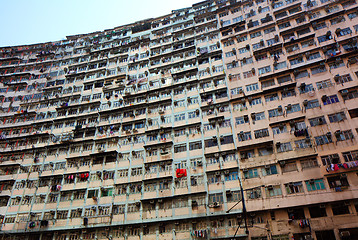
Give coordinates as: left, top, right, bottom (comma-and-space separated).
227, 180, 265, 240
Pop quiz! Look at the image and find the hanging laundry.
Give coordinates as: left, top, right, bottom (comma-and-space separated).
333, 164, 339, 171
176, 169, 187, 178
28, 221, 36, 228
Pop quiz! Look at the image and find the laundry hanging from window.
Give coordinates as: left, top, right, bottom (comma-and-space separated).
176, 169, 187, 178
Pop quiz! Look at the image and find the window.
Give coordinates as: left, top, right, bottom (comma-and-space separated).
222, 20, 231, 27
265, 93, 279, 102
243, 70, 254, 78
255, 112, 265, 121
311, 65, 327, 75
273, 61, 286, 71
247, 187, 262, 199
290, 57, 303, 65
299, 83, 314, 94
336, 130, 354, 141
278, 22, 291, 29
281, 161, 297, 172
225, 171, 238, 181
322, 95, 339, 105
337, 27, 352, 37
265, 185, 282, 197
251, 97, 262, 106
262, 165, 278, 176
309, 205, 327, 218
286, 103, 301, 114
342, 150, 358, 162
331, 202, 350, 215
231, 87, 243, 96
233, 16, 244, 23
221, 135, 234, 144
87, 189, 99, 199
330, 16, 346, 25
209, 193, 223, 204
246, 83, 259, 92
258, 66, 271, 75
254, 128, 269, 138
189, 141, 202, 150
244, 168, 259, 179
250, 31, 262, 39
240, 57, 253, 66
309, 116, 326, 126
248, 20, 259, 28
313, 22, 326, 31
307, 52, 321, 61
174, 144, 187, 153
327, 175, 349, 189
261, 79, 275, 89
272, 125, 287, 135
226, 52, 235, 57
329, 60, 345, 69
174, 113, 185, 121
306, 99, 320, 109
316, 79, 333, 90
305, 179, 325, 191
131, 168, 142, 176
282, 89, 296, 98
275, 11, 288, 19
188, 111, 199, 119
337, 74, 353, 84
348, 11, 358, 19
321, 154, 340, 166
295, 139, 311, 149
343, 89, 358, 101
285, 182, 304, 194
264, 26, 276, 34
325, 5, 339, 13
57, 210, 68, 220
238, 131, 252, 141
235, 116, 249, 125
268, 108, 283, 118
294, 70, 308, 79
238, 47, 248, 54
301, 158, 319, 170
296, 26, 310, 36
315, 135, 332, 145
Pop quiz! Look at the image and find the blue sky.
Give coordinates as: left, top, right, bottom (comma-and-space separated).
0, 0, 199, 47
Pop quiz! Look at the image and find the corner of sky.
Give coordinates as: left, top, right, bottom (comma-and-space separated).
0, 0, 200, 47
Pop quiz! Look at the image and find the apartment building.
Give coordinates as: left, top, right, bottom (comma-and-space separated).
0, 0, 358, 239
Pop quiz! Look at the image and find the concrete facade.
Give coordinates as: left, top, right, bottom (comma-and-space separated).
0, 0, 358, 239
